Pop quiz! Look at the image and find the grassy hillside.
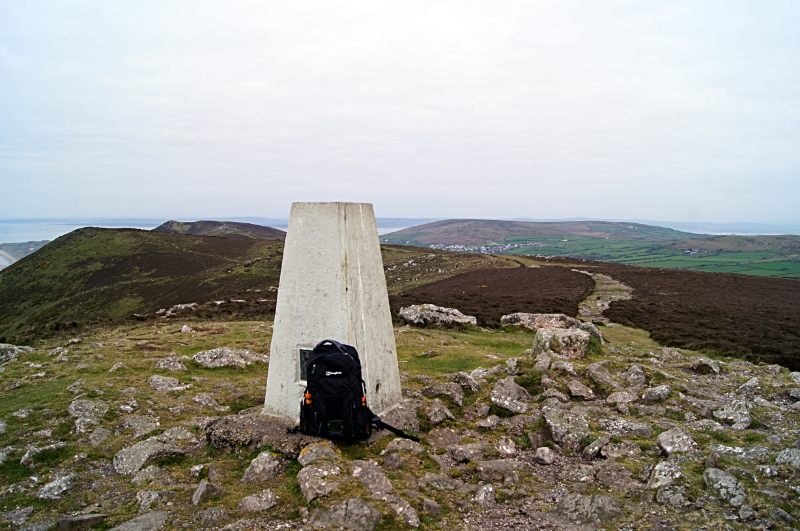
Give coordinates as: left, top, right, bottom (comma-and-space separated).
0, 228, 283, 340
382, 219, 705, 246
153, 220, 286, 240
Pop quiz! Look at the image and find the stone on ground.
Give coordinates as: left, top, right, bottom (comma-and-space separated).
548, 493, 623, 526
703, 468, 746, 506
352, 460, 394, 499
308, 497, 381, 531
38, 474, 77, 499
241, 450, 285, 483
192, 347, 269, 368
657, 428, 698, 455
154, 357, 187, 371
500, 313, 581, 330
237, 489, 277, 512
425, 398, 454, 425
192, 479, 225, 506
148, 375, 191, 392
298, 441, 340, 466
108, 511, 171, 531
532, 328, 590, 358
297, 461, 341, 502
490, 377, 530, 413
399, 304, 477, 327
420, 383, 464, 406
113, 439, 184, 475
542, 407, 590, 451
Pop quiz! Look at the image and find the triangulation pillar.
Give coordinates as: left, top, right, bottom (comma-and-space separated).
263, 202, 402, 423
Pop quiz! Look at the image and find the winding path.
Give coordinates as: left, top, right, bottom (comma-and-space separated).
572, 269, 633, 323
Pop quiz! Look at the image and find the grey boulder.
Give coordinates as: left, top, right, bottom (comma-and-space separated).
490, 377, 531, 413
703, 468, 746, 507
542, 407, 591, 451
399, 304, 477, 327
642, 385, 671, 402
241, 450, 285, 483
420, 383, 464, 406
113, 439, 185, 475
237, 489, 277, 512
108, 511, 171, 531
352, 460, 394, 500
38, 474, 78, 499
298, 441, 340, 466
148, 375, 191, 392
548, 493, 623, 526
297, 461, 341, 502
532, 328, 590, 358
691, 357, 721, 375
657, 428, 697, 455
192, 347, 269, 368
425, 398, 454, 425
192, 480, 225, 506
308, 497, 381, 531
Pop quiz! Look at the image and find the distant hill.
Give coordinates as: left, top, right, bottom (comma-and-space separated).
153, 220, 286, 240
381, 219, 800, 278
0, 240, 50, 269
382, 219, 706, 246
0, 228, 283, 339
663, 234, 800, 252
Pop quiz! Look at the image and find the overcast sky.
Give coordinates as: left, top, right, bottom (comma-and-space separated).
1, 1, 798, 223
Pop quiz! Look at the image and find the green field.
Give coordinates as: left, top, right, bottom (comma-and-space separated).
405, 235, 800, 278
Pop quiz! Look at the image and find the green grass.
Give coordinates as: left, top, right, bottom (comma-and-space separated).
0, 227, 284, 340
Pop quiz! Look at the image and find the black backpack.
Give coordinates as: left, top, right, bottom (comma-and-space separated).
297, 339, 418, 442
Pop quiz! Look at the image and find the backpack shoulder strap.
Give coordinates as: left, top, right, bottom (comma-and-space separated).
371, 415, 420, 443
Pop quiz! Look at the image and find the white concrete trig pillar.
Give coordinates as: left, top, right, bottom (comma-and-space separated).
263, 202, 402, 423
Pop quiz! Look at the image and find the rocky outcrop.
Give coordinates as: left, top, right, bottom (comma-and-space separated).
542, 407, 590, 451
308, 497, 381, 531
399, 304, 477, 327
192, 347, 269, 368
108, 511, 171, 531
532, 328, 591, 358
204, 414, 320, 457
419, 382, 464, 406
154, 357, 187, 371
113, 439, 185, 475
68, 399, 109, 433
191, 480, 225, 505
238, 489, 277, 512
548, 494, 623, 526
500, 313, 581, 330
703, 468, 747, 506
0, 343, 35, 363
490, 377, 531, 413
241, 450, 285, 483
297, 461, 341, 502
148, 375, 191, 392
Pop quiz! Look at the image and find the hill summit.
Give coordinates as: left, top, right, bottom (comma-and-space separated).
153, 220, 286, 240
382, 219, 706, 246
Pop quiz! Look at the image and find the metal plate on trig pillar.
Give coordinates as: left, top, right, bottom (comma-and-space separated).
299, 349, 312, 380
